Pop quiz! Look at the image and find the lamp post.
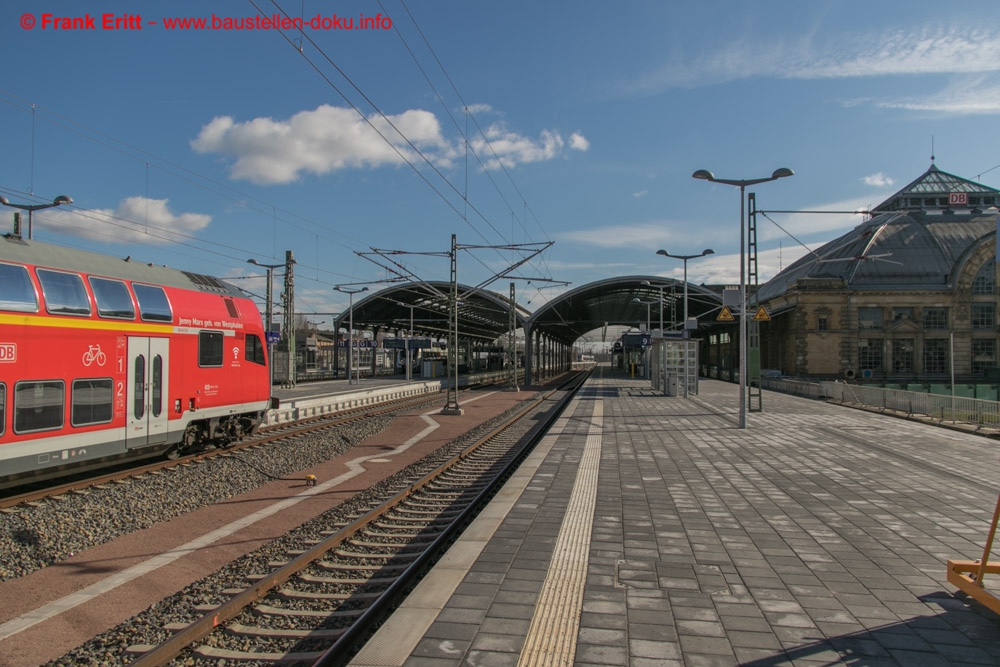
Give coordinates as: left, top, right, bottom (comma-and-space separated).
335, 285, 368, 385
632, 297, 657, 379
692, 167, 793, 428
0, 194, 73, 240
640, 280, 667, 335
397, 301, 418, 381
247, 259, 283, 386
655, 249, 714, 397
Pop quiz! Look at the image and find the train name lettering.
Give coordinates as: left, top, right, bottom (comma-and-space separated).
0, 343, 15, 362
177, 317, 244, 330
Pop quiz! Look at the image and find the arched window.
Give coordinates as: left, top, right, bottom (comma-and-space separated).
972, 259, 996, 296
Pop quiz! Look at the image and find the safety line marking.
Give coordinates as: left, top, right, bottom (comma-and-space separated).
517, 397, 603, 666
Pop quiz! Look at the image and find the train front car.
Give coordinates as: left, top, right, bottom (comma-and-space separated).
0, 235, 273, 489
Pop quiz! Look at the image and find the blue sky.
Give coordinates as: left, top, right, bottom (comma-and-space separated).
3, 0, 1000, 329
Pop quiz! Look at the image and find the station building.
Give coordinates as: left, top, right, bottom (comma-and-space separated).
757, 163, 1000, 383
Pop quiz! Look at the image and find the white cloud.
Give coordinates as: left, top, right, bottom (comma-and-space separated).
569, 132, 590, 151
628, 25, 1000, 94
663, 245, 821, 285
864, 75, 1000, 114
464, 102, 494, 114
633, 190, 648, 198
556, 222, 675, 249
36, 197, 211, 244
757, 195, 876, 243
193, 104, 586, 182
559, 194, 879, 258
863, 172, 895, 187
474, 125, 565, 169
191, 105, 448, 185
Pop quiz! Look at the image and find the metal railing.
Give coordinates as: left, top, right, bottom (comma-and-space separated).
760, 378, 1000, 431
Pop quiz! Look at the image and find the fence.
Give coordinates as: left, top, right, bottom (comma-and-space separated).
760, 378, 1000, 431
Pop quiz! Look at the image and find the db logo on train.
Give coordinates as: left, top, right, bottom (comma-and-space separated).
0, 343, 16, 363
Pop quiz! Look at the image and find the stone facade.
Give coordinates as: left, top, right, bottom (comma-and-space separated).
751, 165, 1000, 383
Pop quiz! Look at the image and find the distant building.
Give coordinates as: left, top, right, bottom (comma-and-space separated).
757, 163, 1000, 382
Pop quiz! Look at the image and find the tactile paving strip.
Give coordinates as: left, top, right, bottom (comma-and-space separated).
517, 399, 603, 666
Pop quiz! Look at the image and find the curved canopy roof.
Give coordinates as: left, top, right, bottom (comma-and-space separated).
331, 276, 724, 345
334, 281, 529, 342
525, 275, 723, 345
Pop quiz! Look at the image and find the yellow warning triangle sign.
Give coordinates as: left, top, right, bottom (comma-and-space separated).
753, 306, 770, 321
717, 306, 735, 322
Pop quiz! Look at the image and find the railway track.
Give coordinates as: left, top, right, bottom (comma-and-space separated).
124, 371, 588, 666
0, 386, 467, 509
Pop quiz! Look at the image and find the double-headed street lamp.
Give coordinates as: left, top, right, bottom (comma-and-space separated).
655, 248, 714, 397
0, 194, 73, 240
655, 249, 714, 335
692, 168, 793, 428
335, 285, 368, 385
247, 258, 284, 385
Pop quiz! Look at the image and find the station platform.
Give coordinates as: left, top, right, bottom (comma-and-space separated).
351, 367, 1000, 666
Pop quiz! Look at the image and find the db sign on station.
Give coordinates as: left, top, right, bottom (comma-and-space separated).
0, 343, 16, 363
949, 192, 968, 206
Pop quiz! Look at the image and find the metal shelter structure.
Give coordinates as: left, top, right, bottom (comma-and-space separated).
523, 276, 723, 385
325, 276, 724, 386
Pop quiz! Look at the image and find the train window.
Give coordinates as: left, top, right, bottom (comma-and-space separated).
0, 383, 5, 436
151, 356, 163, 417
133, 284, 173, 322
37, 269, 91, 316
71, 379, 113, 426
199, 331, 224, 367
0, 263, 38, 312
245, 334, 266, 365
13, 381, 64, 433
89, 277, 135, 319
134, 356, 145, 419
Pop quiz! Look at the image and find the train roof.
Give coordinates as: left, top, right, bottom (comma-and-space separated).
0, 235, 244, 298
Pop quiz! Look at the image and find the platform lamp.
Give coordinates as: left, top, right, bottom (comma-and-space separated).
335, 285, 368, 385
655, 249, 715, 397
0, 194, 73, 240
397, 302, 419, 381
631, 297, 657, 379
692, 167, 793, 428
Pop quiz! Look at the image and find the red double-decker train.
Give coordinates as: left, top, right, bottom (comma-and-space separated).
0, 235, 275, 489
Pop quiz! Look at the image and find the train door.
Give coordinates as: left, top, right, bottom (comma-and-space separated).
126, 337, 170, 448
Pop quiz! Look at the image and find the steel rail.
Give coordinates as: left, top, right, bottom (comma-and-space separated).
127, 371, 589, 666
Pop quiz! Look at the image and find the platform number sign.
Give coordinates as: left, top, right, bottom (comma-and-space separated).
949, 192, 968, 206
